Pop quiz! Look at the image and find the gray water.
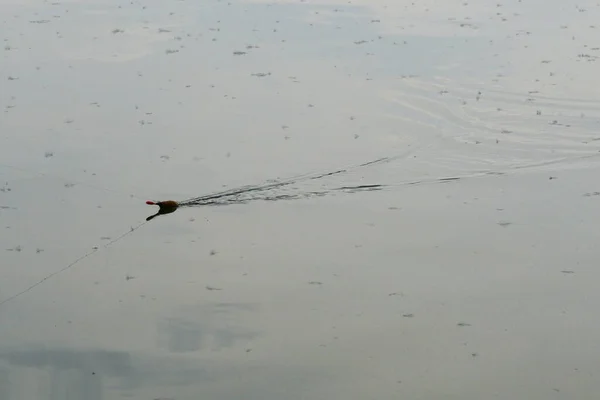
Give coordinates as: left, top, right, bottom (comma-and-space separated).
2, 0, 600, 398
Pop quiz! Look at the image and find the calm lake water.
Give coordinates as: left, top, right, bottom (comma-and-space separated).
2, 0, 600, 398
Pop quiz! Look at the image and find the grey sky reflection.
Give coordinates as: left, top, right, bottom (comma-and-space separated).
158, 302, 260, 353
0, 345, 335, 400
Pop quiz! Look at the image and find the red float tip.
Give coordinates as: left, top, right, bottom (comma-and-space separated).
146, 201, 155, 205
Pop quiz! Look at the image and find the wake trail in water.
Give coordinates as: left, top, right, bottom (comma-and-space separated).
175, 151, 600, 207
177, 155, 406, 207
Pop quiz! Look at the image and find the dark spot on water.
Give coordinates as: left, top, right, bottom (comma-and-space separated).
457, 322, 471, 327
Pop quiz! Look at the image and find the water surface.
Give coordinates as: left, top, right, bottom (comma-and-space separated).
2, 0, 600, 398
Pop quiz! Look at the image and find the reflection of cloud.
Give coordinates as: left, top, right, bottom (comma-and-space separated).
4, 0, 191, 63
0, 346, 211, 399
0, 345, 335, 399
0, 348, 134, 375
244, 0, 493, 37
0, 366, 10, 400
0, 348, 132, 400
158, 302, 260, 353
61, 21, 184, 63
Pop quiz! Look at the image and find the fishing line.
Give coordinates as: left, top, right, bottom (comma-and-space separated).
0, 221, 148, 308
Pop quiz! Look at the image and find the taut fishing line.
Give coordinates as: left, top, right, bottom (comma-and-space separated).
0, 221, 148, 307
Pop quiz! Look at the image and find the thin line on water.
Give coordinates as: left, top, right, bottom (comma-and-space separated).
0, 221, 148, 308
